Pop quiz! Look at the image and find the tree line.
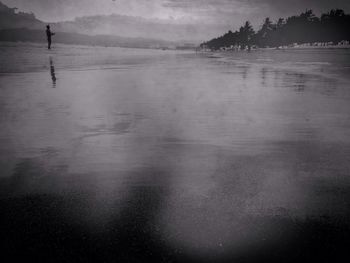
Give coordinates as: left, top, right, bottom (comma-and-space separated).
200, 9, 350, 50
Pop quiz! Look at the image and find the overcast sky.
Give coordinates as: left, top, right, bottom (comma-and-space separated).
3, 0, 350, 27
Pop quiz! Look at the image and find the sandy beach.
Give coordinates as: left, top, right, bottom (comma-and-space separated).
0, 42, 350, 262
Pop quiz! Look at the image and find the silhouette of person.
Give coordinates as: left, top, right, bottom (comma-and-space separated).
46, 25, 55, 50
49, 57, 57, 88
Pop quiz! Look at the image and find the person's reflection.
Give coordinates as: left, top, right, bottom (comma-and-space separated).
261, 67, 267, 86
49, 57, 57, 88
241, 65, 249, 80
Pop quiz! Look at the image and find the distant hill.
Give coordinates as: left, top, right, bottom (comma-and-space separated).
0, 2, 43, 30
52, 14, 208, 43
0, 1, 195, 49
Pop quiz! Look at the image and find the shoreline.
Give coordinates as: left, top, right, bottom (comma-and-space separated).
199, 44, 350, 52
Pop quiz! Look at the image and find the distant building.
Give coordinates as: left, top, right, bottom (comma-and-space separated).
0, 2, 17, 14
339, 40, 350, 45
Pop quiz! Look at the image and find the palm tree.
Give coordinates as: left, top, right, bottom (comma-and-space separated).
239, 21, 255, 49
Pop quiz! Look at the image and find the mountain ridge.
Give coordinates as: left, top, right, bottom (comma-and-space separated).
0, 1, 198, 48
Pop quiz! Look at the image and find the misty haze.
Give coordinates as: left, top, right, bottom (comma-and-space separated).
1, 1, 350, 263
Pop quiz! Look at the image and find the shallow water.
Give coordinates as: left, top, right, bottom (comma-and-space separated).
0, 42, 350, 262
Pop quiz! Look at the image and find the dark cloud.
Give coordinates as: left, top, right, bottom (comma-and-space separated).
252, 0, 350, 13
163, 0, 350, 19
2, 0, 350, 39
164, 0, 350, 12
2, 0, 161, 22
4, 0, 350, 23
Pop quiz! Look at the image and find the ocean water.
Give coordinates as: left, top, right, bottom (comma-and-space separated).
0, 42, 350, 262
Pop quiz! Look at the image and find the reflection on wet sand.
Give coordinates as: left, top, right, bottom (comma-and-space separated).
261, 67, 268, 86
49, 57, 56, 88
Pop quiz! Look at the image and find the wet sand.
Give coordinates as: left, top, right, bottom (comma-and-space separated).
0, 43, 350, 262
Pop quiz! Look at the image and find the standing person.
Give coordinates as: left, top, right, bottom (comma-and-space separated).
46, 25, 55, 50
